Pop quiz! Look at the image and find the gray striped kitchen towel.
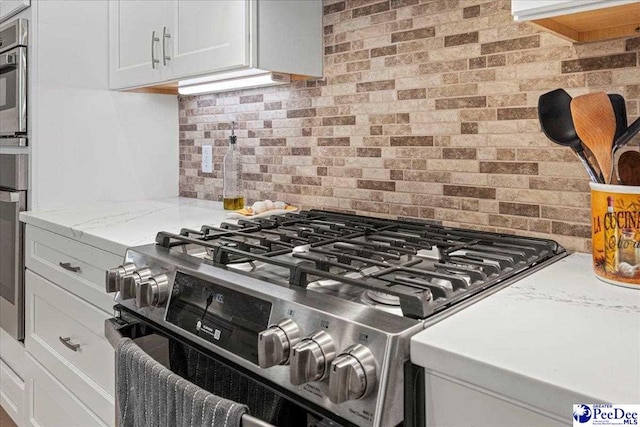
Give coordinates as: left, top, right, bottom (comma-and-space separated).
117, 337, 248, 427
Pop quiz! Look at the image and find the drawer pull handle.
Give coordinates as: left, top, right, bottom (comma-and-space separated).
59, 337, 81, 351
59, 262, 81, 273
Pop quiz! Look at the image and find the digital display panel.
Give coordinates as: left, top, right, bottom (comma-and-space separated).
166, 271, 272, 364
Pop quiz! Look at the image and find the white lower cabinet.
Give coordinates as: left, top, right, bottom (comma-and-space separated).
24, 354, 108, 427
24, 269, 114, 426
24, 226, 121, 313
1, 326, 26, 426
1, 359, 25, 426
22, 223, 119, 426
425, 371, 566, 427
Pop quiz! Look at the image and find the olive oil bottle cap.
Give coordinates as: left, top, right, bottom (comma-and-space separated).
230, 121, 237, 145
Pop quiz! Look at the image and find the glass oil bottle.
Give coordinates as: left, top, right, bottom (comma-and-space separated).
223, 122, 244, 210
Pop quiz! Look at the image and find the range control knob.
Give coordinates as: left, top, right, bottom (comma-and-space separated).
105, 263, 136, 293
329, 344, 377, 404
258, 319, 301, 368
136, 274, 168, 308
147, 274, 170, 307
290, 331, 336, 385
120, 267, 151, 300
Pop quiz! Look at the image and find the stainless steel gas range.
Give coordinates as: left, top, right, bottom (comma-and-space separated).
104, 210, 566, 427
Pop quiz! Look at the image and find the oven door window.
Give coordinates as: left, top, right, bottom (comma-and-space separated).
0, 66, 16, 112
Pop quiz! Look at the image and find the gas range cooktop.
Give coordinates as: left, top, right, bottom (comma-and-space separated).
154, 209, 565, 319
105, 210, 566, 427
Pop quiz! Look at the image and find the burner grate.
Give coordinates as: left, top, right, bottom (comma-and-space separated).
154, 210, 565, 319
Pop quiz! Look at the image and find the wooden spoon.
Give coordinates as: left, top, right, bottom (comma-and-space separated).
618, 150, 640, 186
570, 92, 617, 184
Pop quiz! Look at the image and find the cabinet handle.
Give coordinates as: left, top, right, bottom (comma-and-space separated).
151, 30, 160, 69
162, 26, 171, 66
59, 337, 81, 352
59, 262, 81, 273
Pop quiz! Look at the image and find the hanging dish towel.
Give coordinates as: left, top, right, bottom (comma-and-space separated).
116, 337, 248, 427
168, 341, 305, 426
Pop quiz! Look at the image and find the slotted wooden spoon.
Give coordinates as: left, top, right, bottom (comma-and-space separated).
570, 92, 617, 184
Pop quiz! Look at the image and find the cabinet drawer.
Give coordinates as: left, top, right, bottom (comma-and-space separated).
25, 354, 109, 427
25, 270, 114, 425
0, 327, 26, 379
1, 359, 25, 427
25, 225, 121, 312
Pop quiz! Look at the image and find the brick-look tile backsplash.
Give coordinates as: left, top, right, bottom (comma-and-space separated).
178, 0, 640, 253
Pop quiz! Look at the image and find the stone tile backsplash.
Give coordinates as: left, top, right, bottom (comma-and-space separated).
178, 0, 640, 253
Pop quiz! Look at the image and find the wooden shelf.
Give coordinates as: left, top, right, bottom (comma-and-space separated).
532, 2, 640, 42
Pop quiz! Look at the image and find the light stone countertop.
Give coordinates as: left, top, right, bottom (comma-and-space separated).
411, 252, 640, 419
20, 201, 640, 419
19, 197, 234, 256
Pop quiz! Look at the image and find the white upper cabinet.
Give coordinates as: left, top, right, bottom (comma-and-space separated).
109, 0, 322, 91
0, 0, 29, 23
171, 0, 250, 81
512, 0, 639, 20
109, 0, 173, 89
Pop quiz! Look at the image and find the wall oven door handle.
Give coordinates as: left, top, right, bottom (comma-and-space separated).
0, 191, 22, 203
0, 53, 17, 70
0, 137, 28, 147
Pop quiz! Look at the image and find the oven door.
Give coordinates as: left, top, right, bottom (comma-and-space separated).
105, 307, 352, 427
0, 189, 26, 340
0, 45, 27, 138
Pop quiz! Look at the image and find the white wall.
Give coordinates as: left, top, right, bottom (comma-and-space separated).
30, 0, 178, 209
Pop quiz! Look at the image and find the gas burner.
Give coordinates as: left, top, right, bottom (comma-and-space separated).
366, 290, 400, 306
359, 291, 404, 316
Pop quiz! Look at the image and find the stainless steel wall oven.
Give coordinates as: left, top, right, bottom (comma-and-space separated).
0, 18, 28, 147
0, 153, 27, 340
0, 18, 28, 341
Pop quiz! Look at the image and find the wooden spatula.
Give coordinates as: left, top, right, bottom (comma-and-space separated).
570, 92, 617, 184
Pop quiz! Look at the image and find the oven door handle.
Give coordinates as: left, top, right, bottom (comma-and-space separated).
0, 191, 23, 203
0, 53, 17, 70
105, 317, 140, 349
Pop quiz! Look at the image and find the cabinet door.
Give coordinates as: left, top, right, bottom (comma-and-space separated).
25, 355, 109, 427
108, 0, 173, 89
169, 0, 251, 81
0, 0, 29, 23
